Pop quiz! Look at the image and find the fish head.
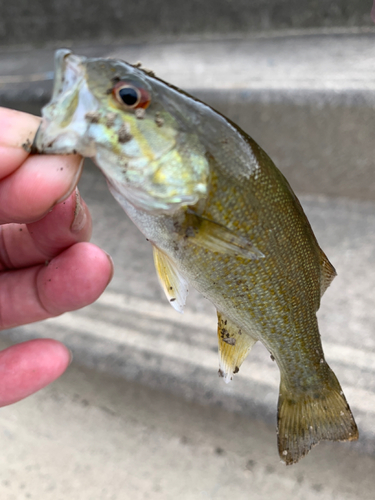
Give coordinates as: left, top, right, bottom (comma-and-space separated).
35, 49, 209, 213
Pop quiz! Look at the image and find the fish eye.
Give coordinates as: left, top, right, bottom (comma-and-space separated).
113, 81, 150, 110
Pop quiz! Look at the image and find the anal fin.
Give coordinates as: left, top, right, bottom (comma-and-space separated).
217, 312, 257, 383
153, 246, 189, 313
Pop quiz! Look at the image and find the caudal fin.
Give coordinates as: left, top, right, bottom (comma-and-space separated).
277, 371, 358, 465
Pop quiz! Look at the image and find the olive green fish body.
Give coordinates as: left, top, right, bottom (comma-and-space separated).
34, 50, 358, 464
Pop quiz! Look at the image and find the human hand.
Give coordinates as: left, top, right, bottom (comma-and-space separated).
0, 107, 114, 406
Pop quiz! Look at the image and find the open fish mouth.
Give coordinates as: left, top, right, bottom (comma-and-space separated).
33, 49, 98, 156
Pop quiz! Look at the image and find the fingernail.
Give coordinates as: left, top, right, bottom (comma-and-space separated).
70, 187, 87, 233
105, 252, 114, 285
68, 348, 74, 365
54, 157, 84, 205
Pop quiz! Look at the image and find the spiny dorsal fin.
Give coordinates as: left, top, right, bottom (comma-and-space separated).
153, 246, 188, 313
277, 367, 358, 465
319, 248, 337, 297
217, 311, 257, 383
185, 210, 264, 261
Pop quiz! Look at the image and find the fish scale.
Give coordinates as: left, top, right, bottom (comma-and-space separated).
34, 49, 358, 464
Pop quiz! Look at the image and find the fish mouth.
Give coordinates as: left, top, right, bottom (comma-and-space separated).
33, 49, 98, 156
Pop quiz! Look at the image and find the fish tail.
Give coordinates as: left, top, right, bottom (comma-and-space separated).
277, 369, 358, 465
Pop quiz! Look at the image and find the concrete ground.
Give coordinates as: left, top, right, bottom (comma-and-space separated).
0, 30, 375, 498
1, 351, 375, 500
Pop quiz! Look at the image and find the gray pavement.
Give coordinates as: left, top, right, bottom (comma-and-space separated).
0, 31, 375, 498
0, 0, 373, 46
1, 348, 375, 500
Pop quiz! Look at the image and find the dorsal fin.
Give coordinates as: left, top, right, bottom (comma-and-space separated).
217, 311, 257, 383
319, 248, 337, 297
153, 246, 189, 313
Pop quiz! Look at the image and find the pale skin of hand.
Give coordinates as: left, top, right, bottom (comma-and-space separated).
0, 107, 114, 406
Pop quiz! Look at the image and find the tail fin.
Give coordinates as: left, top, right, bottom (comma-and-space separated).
277, 370, 358, 465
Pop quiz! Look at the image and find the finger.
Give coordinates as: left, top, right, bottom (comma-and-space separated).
0, 339, 71, 407
0, 189, 92, 271
0, 242, 113, 330
0, 153, 83, 225
0, 107, 40, 178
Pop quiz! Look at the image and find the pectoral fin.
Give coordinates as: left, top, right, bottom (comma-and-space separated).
185, 211, 264, 260
217, 312, 257, 383
153, 246, 189, 313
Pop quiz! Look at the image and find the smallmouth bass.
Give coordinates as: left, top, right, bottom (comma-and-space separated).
34, 49, 358, 464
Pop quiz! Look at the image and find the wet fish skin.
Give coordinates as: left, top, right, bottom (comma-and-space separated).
34, 50, 358, 464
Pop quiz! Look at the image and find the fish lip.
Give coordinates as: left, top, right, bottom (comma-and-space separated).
51, 49, 86, 101
35, 50, 98, 155
51, 49, 73, 100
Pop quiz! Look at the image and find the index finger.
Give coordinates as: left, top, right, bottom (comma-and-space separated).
0, 107, 83, 225
0, 107, 41, 178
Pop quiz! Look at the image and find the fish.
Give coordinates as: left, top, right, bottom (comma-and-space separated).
33, 49, 358, 464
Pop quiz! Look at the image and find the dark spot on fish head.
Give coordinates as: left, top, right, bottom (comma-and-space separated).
106, 112, 117, 127
135, 108, 145, 119
118, 125, 133, 143
170, 298, 176, 302
155, 116, 164, 127
234, 366, 239, 374
218, 369, 224, 378
85, 111, 100, 124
